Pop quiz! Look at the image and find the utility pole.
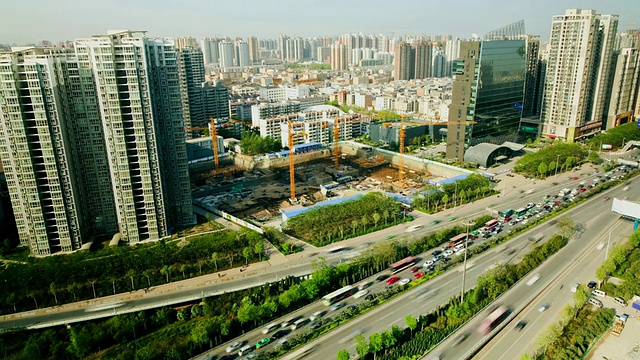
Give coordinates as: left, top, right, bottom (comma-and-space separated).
461, 219, 475, 302
605, 228, 612, 260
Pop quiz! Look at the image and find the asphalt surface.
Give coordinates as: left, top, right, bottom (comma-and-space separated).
425, 171, 638, 360
0, 164, 616, 333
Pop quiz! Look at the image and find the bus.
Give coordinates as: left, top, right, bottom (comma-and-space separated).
449, 233, 470, 248
322, 286, 355, 306
484, 219, 500, 232
477, 306, 510, 335
498, 209, 514, 219
390, 257, 416, 274
514, 207, 528, 217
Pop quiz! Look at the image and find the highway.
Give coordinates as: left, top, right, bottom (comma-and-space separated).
0, 165, 610, 331
425, 171, 638, 360
283, 173, 634, 360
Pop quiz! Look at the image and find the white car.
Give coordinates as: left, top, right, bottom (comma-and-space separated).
525, 203, 535, 209
406, 225, 423, 232
423, 260, 435, 268
443, 249, 454, 257
309, 310, 326, 321
527, 273, 540, 286
353, 290, 369, 299
398, 278, 411, 286
226, 341, 242, 353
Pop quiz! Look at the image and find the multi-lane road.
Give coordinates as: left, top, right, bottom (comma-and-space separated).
425, 174, 638, 360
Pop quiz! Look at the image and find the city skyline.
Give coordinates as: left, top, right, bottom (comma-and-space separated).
2, 0, 639, 45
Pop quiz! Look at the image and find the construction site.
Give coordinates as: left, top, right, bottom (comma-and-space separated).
191, 116, 470, 227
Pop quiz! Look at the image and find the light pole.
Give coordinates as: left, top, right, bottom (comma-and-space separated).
461, 219, 475, 302
622, 137, 626, 149
453, 182, 458, 211
605, 228, 612, 261
554, 153, 560, 178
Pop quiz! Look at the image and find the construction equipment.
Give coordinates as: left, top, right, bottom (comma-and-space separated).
184, 117, 220, 171
612, 314, 628, 336
333, 116, 340, 167
398, 114, 406, 182
288, 120, 296, 202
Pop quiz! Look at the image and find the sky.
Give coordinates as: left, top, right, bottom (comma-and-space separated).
2, 0, 639, 45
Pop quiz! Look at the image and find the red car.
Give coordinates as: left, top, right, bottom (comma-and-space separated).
572, 177, 579, 180
503, 217, 512, 223
579, 188, 586, 192
604, 196, 611, 201
386, 276, 400, 285
414, 272, 424, 279
410, 266, 420, 273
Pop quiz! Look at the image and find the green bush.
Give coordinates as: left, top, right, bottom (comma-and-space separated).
513, 142, 587, 178
587, 122, 640, 150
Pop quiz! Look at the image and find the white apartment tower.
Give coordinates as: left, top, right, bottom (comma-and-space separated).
218, 41, 235, 68
75, 30, 192, 244
200, 37, 220, 65
541, 9, 619, 141
235, 41, 250, 67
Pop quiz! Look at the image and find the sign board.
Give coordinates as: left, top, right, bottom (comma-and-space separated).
602, 144, 613, 150
611, 198, 640, 219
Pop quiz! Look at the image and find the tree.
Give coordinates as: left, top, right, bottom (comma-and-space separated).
442, 194, 449, 209
49, 282, 58, 305
68, 327, 91, 358
557, 215, 575, 239
588, 151, 602, 164
142, 270, 152, 288
27, 291, 38, 309
361, 215, 369, 232
382, 210, 390, 225
458, 189, 466, 204
66, 284, 78, 302
227, 253, 235, 268
126, 269, 136, 291
160, 265, 171, 283
89, 279, 98, 298
211, 252, 219, 271
180, 264, 188, 279
337, 349, 351, 360
254, 241, 264, 261
351, 220, 359, 234
355, 334, 369, 358
190, 319, 211, 346
5, 292, 17, 312
243, 247, 252, 265
565, 156, 576, 169
369, 332, 384, 360
372, 213, 381, 228
405, 315, 418, 336
380, 330, 396, 350
538, 162, 548, 178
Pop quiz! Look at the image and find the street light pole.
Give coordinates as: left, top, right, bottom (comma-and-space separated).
461, 219, 475, 302
554, 153, 560, 178
605, 228, 612, 261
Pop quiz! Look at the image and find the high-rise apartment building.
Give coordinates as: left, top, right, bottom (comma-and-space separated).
235, 41, 250, 67
330, 42, 347, 70
177, 47, 205, 130
0, 48, 116, 255
218, 41, 235, 68
606, 48, 640, 128
413, 41, 433, 80
174, 36, 198, 50
522, 35, 542, 118
200, 37, 220, 65
248, 36, 259, 63
394, 41, 432, 81
202, 82, 230, 121
75, 30, 192, 244
446, 38, 526, 160
541, 9, 619, 141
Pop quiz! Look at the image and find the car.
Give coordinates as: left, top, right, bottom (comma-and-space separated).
515, 321, 527, 331
330, 302, 346, 311
414, 272, 424, 279
410, 266, 420, 273
406, 225, 423, 232
376, 274, 390, 282
571, 283, 580, 293
604, 196, 611, 201
572, 177, 579, 180
271, 329, 291, 340
527, 273, 540, 286
431, 220, 442, 225
386, 276, 400, 285
309, 321, 321, 329
432, 253, 444, 261
579, 188, 586, 192
423, 260, 435, 268
358, 282, 372, 290
226, 341, 243, 353
353, 290, 369, 299
503, 217, 512, 223
443, 249, 454, 257
432, 250, 443, 256
398, 278, 411, 286
364, 294, 375, 301
453, 332, 470, 346
538, 304, 550, 312
588, 281, 597, 289
506, 173, 514, 177
525, 203, 535, 209
255, 338, 271, 349
309, 310, 326, 321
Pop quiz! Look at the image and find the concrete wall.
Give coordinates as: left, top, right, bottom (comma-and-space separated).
231, 150, 331, 170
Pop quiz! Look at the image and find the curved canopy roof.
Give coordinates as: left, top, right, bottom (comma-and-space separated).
464, 142, 524, 167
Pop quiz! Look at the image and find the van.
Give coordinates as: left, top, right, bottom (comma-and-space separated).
614, 297, 627, 306
592, 289, 606, 298
588, 297, 603, 308
238, 345, 255, 356
262, 323, 280, 334
290, 318, 309, 330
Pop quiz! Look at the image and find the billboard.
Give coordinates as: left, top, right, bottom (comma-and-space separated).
602, 144, 613, 150
612, 198, 640, 219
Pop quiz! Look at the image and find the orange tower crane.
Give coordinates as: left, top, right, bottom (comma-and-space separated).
288, 120, 296, 201
398, 114, 406, 182
333, 116, 340, 167
184, 117, 220, 171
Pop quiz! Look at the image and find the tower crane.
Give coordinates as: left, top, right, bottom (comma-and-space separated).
333, 116, 340, 167
184, 117, 220, 171
398, 114, 406, 182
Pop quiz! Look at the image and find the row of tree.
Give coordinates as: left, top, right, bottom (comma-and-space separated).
513, 142, 588, 178
0, 228, 265, 314
283, 192, 409, 246
239, 132, 282, 155
597, 230, 640, 300
587, 122, 640, 150
411, 174, 495, 213
340, 234, 569, 360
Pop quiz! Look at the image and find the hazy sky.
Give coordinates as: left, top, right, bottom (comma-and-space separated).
2, 0, 639, 45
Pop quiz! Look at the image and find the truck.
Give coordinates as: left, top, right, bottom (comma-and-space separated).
477, 306, 510, 335
612, 314, 629, 336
